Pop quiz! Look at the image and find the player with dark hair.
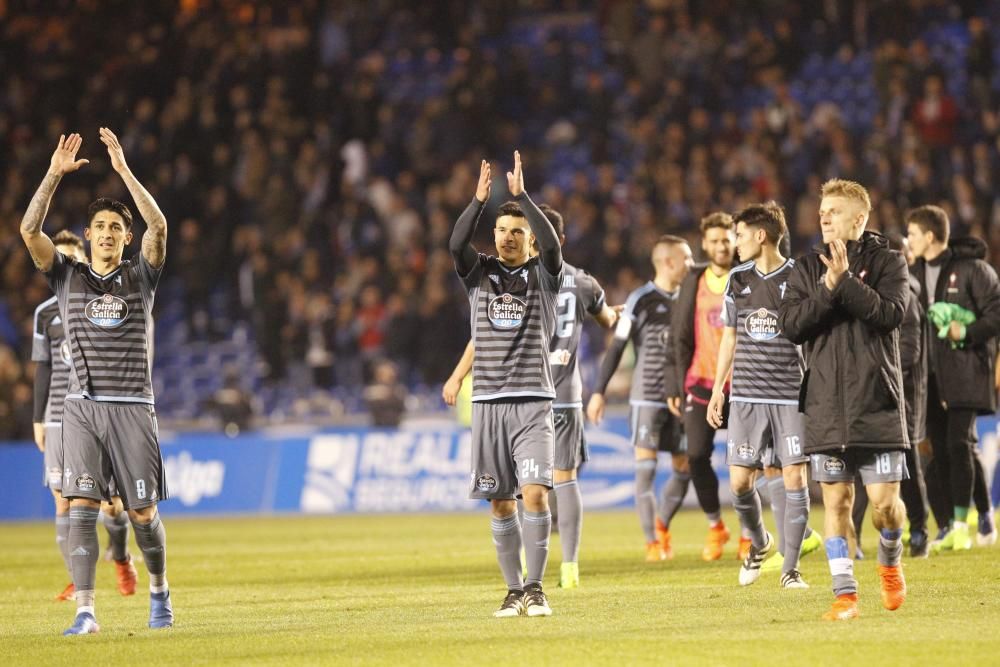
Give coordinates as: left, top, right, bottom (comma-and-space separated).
33, 230, 138, 602
708, 203, 818, 589
21, 130, 172, 635
907, 205, 1000, 550
779, 178, 909, 621
444, 203, 617, 589
588, 235, 695, 562
449, 153, 562, 617
669, 213, 736, 561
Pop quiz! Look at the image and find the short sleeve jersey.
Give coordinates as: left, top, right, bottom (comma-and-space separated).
616, 281, 677, 406
549, 262, 606, 407
722, 259, 802, 405
462, 253, 562, 401
45, 251, 162, 404
31, 296, 73, 423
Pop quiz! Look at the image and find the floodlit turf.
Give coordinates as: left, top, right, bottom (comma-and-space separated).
1, 509, 998, 666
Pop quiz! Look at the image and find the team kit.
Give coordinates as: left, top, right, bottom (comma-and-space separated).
23, 137, 999, 633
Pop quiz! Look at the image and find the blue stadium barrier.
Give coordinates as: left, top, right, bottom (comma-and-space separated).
1, 416, 997, 520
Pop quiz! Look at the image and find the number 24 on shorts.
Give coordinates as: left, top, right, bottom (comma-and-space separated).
521, 459, 540, 480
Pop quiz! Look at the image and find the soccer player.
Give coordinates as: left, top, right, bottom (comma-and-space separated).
21, 130, 172, 634
33, 230, 138, 601
669, 213, 736, 560
588, 235, 694, 562
707, 203, 811, 589
445, 204, 618, 588
907, 205, 1000, 550
851, 232, 932, 558
779, 178, 909, 621
449, 153, 562, 618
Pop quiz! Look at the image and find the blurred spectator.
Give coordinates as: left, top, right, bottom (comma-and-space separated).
203, 368, 257, 436
363, 359, 407, 428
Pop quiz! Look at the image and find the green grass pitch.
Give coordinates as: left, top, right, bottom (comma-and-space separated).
1, 509, 997, 665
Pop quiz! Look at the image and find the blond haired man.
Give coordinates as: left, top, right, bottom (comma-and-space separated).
779, 179, 910, 620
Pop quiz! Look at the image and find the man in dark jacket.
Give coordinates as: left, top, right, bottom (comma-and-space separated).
779, 179, 909, 621
907, 205, 1000, 550
852, 232, 931, 558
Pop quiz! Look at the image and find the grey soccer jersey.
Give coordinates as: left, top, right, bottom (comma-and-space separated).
31, 296, 72, 424
45, 251, 161, 403
722, 259, 802, 405
617, 282, 677, 406
550, 263, 606, 408
463, 253, 562, 401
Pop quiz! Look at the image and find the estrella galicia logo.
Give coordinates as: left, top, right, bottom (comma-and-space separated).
488, 293, 526, 329
75, 473, 96, 491
745, 307, 779, 341
736, 443, 756, 459
86, 294, 129, 328
476, 474, 498, 492
823, 457, 846, 473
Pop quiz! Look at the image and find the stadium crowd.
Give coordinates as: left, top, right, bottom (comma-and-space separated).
1, 0, 999, 437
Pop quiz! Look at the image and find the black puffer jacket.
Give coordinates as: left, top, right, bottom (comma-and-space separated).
778, 231, 910, 453
910, 237, 1000, 414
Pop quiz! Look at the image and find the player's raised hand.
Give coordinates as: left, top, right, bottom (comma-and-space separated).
506, 150, 524, 196
48, 133, 89, 175
820, 239, 849, 290
475, 160, 492, 203
99, 127, 128, 173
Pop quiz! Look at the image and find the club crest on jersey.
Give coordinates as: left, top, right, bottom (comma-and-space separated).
488, 293, 526, 329
86, 293, 129, 328
744, 308, 779, 341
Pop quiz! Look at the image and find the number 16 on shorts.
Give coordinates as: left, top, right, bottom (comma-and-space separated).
521, 458, 540, 481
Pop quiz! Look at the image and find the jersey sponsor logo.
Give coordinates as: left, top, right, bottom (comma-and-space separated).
85, 293, 129, 328
823, 457, 846, 473
548, 349, 571, 366
476, 474, 498, 491
744, 308, 779, 341
75, 473, 96, 491
488, 293, 526, 329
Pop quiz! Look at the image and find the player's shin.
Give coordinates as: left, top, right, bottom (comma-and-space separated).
68, 504, 101, 614
130, 511, 168, 592
491, 512, 524, 591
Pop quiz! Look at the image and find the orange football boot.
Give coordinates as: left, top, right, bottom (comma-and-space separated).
702, 521, 731, 561
822, 593, 860, 621
877, 564, 906, 611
